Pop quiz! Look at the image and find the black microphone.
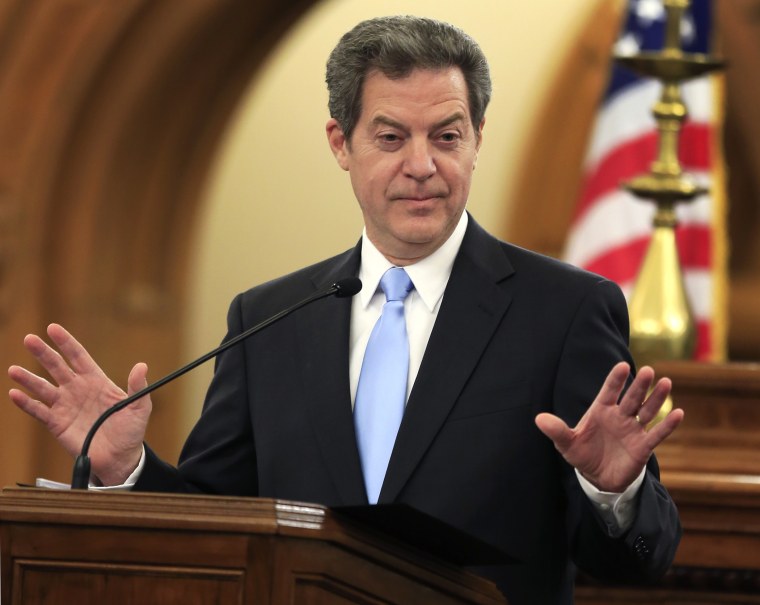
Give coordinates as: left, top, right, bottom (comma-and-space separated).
71, 276, 362, 489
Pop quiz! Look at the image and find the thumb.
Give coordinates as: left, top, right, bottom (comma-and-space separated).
127, 362, 150, 401
535, 412, 573, 452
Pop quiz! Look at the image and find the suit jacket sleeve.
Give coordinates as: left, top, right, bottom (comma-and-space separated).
135, 291, 259, 496
555, 278, 681, 582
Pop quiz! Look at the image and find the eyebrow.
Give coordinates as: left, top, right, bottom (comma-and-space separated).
431, 112, 467, 131
371, 112, 467, 133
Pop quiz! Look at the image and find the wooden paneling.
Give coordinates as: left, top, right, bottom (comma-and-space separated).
653, 361, 760, 476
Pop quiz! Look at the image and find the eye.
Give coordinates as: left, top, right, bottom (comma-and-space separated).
376, 131, 404, 149
438, 131, 460, 144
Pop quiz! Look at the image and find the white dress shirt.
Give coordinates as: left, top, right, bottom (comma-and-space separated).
349, 212, 468, 407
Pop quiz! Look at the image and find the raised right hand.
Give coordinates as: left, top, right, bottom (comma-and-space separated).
8, 323, 152, 486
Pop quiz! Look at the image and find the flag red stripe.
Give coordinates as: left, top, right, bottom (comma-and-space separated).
695, 319, 711, 361
573, 123, 712, 223
585, 238, 649, 284
584, 225, 712, 285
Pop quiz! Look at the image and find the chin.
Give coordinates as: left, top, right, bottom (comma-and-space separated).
395, 223, 441, 243
404, 215, 456, 239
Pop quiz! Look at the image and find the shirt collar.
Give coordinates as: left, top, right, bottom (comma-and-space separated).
358, 212, 468, 312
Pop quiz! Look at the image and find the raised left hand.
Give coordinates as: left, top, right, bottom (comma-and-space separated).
534, 361, 684, 493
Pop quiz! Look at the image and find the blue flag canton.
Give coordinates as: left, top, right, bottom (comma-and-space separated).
605, 0, 713, 101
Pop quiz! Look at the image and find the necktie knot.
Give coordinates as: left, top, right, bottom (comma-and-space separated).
380, 267, 413, 303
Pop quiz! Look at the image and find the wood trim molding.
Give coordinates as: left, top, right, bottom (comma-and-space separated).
0, 0, 316, 485
504, 0, 624, 258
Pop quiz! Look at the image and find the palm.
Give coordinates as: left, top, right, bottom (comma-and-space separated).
8, 324, 151, 485
535, 362, 683, 493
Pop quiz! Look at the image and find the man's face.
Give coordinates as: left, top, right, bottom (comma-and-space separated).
327, 67, 483, 265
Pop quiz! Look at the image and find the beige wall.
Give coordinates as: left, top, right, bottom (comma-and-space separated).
182, 0, 600, 432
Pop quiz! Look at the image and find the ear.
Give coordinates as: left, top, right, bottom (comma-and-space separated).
326, 118, 350, 171
475, 118, 485, 152
473, 118, 485, 170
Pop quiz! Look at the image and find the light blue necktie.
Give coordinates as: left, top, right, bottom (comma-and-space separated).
354, 267, 414, 504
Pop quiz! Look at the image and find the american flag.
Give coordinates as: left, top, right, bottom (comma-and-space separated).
563, 0, 723, 361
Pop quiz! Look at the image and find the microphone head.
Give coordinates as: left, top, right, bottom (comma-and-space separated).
333, 277, 362, 298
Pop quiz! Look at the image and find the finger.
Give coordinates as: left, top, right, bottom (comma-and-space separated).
535, 412, 573, 453
47, 323, 102, 376
23, 333, 76, 386
7, 365, 58, 403
9, 388, 53, 425
618, 366, 656, 417
594, 362, 631, 409
634, 377, 672, 426
644, 407, 684, 449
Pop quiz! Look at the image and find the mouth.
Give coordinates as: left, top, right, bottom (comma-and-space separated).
392, 194, 445, 203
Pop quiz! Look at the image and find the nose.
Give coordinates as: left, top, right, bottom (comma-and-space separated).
403, 139, 436, 181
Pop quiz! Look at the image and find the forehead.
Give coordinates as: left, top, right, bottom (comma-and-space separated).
359, 67, 471, 124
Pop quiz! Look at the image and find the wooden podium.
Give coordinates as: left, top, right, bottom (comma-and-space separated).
0, 488, 508, 605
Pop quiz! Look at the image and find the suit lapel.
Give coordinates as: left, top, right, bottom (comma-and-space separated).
297, 244, 369, 504
380, 219, 515, 502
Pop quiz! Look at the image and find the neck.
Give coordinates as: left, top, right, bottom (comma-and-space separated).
381, 252, 428, 267
369, 237, 445, 267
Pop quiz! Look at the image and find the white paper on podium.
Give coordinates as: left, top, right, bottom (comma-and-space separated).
34, 477, 129, 491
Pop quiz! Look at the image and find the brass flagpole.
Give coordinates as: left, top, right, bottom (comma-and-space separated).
614, 0, 723, 382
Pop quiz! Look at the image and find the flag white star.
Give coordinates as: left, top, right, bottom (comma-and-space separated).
681, 13, 696, 44
615, 32, 642, 56
633, 0, 666, 25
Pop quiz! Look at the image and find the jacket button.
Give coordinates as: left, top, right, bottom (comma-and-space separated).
633, 536, 650, 560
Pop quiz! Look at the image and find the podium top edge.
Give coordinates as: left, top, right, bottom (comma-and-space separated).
0, 487, 330, 533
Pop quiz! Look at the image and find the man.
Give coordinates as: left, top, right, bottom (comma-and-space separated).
8, 16, 682, 605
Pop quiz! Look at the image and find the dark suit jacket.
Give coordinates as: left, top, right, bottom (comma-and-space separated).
136, 216, 681, 604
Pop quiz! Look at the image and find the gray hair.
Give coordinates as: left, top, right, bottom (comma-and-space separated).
326, 16, 492, 141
